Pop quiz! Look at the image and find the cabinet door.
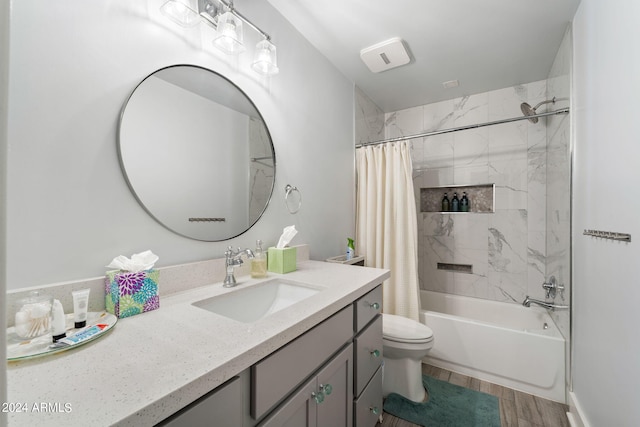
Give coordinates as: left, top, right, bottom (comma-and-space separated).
317, 343, 353, 427
252, 306, 353, 419
258, 376, 317, 427
158, 376, 241, 427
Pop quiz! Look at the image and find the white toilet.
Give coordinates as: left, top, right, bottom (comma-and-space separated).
382, 313, 434, 402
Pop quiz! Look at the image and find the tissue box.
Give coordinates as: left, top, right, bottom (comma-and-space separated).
105, 269, 160, 318
267, 247, 297, 274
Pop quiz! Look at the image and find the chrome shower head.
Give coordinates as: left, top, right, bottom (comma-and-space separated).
520, 96, 556, 124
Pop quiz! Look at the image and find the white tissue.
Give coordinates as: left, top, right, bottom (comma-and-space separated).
276, 225, 298, 249
107, 250, 159, 272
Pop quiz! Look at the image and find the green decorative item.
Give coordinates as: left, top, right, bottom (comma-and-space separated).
383, 375, 500, 427
267, 247, 297, 273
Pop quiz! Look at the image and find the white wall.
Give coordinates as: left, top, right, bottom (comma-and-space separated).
572, 0, 640, 425
5, 0, 355, 290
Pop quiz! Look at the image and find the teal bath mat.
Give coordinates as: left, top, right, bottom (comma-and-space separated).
383, 375, 500, 427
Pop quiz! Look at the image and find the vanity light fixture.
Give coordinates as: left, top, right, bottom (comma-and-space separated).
160, 0, 201, 27
212, 10, 245, 54
160, 0, 279, 75
252, 38, 279, 76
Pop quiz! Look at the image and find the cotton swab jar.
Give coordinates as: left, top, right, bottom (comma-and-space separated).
14, 291, 53, 339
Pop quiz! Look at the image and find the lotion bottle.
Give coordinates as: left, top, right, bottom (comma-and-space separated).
250, 240, 267, 278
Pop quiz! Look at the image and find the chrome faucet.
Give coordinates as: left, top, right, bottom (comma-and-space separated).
522, 275, 569, 310
223, 246, 254, 287
522, 296, 568, 311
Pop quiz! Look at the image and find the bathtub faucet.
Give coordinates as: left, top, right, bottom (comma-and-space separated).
522, 296, 569, 311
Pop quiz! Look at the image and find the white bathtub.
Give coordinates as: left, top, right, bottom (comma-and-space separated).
420, 290, 566, 403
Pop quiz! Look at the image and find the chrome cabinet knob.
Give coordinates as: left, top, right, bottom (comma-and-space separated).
370, 349, 381, 358
370, 302, 380, 310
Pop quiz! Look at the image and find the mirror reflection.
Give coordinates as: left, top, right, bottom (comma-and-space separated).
118, 65, 275, 241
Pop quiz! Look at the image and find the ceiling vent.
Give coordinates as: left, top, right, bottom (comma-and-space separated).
360, 37, 411, 73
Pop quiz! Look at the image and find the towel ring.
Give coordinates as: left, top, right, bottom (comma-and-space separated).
284, 184, 302, 214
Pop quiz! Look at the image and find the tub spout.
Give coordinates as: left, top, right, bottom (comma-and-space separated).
522, 296, 568, 311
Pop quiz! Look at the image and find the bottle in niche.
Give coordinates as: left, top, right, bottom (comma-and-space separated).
441, 193, 450, 212
451, 192, 460, 212
251, 239, 267, 278
461, 192, 470, 212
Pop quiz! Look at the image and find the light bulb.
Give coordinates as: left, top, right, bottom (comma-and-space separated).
251, 39, 279, 75
212, 11, 245, 54
160, 0, 200, 27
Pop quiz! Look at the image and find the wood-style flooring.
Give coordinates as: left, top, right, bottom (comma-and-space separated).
377, 364, 570, 427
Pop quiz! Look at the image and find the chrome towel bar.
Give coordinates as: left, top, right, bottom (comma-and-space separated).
583, 229, 631, 242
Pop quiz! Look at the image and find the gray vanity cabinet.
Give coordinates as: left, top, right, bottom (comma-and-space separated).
258, 343, 353, 427
158, 283, 384, 427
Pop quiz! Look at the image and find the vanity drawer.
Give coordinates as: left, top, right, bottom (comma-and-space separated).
354, 314, 383, 397
354, 366, 383, 427
354, 285, 382, 332
251, 305, 354, 419
158, 376, 241, 427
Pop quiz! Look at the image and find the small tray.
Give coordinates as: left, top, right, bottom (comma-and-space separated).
6, 311, 117, 361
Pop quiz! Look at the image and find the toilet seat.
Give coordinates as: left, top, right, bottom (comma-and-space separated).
383, 313, 433, 344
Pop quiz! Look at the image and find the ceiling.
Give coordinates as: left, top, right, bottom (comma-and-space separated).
267, 0, 581, 112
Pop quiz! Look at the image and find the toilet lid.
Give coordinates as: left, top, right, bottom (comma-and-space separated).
383, 313, 433, 343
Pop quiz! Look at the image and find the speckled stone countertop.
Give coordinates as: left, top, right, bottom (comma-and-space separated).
6, 260, 389, 426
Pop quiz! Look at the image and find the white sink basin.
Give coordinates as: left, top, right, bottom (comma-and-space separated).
193, 279, 323, 323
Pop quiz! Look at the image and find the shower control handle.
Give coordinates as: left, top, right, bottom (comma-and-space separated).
542, 276, 564, 299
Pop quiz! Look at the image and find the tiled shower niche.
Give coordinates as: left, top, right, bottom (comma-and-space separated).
420, 184, 495, 213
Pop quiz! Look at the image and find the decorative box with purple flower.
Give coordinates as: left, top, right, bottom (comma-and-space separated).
105, 269, 160, 318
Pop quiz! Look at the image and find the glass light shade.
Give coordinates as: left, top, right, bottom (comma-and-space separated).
212, 11, 245, 54
252, 39, 280, 75
160, 0, 200, 27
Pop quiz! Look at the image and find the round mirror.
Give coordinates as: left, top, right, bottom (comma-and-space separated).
118, 65, 276, 241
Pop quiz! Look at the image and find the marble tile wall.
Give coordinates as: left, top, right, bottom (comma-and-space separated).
385, 81, 549, 304
355, 86, 385, 145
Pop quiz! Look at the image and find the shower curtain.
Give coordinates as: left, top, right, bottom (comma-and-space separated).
356, 141, 420, 321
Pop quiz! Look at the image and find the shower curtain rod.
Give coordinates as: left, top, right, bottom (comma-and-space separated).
355, 107, 570, 148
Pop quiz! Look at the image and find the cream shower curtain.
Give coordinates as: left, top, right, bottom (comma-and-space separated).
356, 141, 420, 321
